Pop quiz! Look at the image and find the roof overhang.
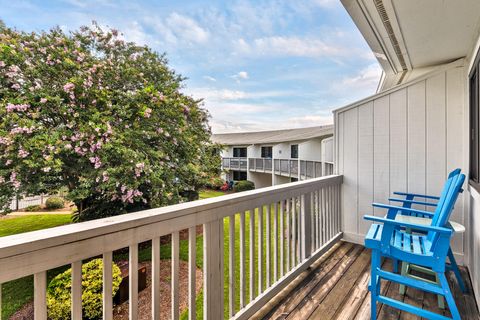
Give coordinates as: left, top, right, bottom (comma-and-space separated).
342, 0, 480, 77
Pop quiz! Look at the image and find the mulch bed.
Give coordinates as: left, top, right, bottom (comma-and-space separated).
9, 259, 203, 320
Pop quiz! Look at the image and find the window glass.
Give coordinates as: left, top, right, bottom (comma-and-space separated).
261, 146, 273, 158
233, 147, 247, 157
291, 144, 299, 159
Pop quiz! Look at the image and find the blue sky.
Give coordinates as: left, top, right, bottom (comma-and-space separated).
0, 0, 382, 133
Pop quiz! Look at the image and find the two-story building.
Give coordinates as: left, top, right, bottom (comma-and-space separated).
212, 125, 333, 188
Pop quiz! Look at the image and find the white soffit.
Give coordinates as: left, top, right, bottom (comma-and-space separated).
342, 0, 480, 74
391, 0, 480, 68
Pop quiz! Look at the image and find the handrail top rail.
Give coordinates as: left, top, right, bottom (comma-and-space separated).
0, 175, 342, 259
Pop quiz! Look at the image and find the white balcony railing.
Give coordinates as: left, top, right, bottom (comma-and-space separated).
222, 157, 248, 171
248, 157, 273, 172
0, 175, 342, 320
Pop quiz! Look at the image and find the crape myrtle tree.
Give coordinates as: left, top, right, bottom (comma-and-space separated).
0, 22, 220, 220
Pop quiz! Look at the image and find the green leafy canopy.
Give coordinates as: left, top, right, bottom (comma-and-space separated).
0, 22, 220, 220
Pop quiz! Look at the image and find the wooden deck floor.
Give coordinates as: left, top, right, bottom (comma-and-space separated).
261, 241, 479, 320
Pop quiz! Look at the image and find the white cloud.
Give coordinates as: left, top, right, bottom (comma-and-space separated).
210, 114, 333, 133
240, 36, 345, 59
165, 12, 209, 44
341, 64, 382, 91
203, 76, 217, 82
311, 0, 338, 9
187, 87, 293, 103
237, 71, 248, 79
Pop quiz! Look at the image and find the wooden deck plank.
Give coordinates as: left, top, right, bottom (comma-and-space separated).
336, 259, 393, 320
266, 242, 355, 319
307, 249, 371, 319
399, 286, 424, 320
284, 245, 364, 319
261, 242, 479, 320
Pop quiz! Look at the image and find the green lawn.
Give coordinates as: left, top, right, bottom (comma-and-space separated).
0, 214, 72, 320
198, 189, 227, 199
0, 190, 286, 320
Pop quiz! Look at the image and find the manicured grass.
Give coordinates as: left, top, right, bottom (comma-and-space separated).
198, 189, 227, 199
0, 214, 71, 237
0, 214, 72, 320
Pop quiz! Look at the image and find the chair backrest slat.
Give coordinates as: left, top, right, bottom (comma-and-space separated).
426, 172, 465, 249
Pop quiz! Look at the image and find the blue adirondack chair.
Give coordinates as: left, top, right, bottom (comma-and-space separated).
387, 169, 466, 306
364, 172, 465, 320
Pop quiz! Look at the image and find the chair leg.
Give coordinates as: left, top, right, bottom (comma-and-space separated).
448, 248, 466, 293
399, 261, 408, 295
370, 250, 381, 320
393, 258, 399, 273
434, 273, 446, 309
438, 272, 461, 320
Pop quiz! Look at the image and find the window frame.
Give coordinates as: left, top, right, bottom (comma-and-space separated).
261, 146, 273, 158
469, 48, 480, 191
233, 147, 247, 158
291, 144, 299, 159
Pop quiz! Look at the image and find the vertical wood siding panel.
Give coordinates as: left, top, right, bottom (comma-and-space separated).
446, 67, 465, 254
426, 73, 447, 200
337, 113, 345, 233
337, 113, 344, 175
389, 88, 408, 200
358, 102, 374, 234
342, 109, 358, 235
374, 96, 390, 216
407, 81, 427, 199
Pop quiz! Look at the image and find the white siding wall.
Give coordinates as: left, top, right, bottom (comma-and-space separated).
248, 172, 272, 188
466, 32, 480, 308
299, 138, 322, 161
334, 62, 467, 258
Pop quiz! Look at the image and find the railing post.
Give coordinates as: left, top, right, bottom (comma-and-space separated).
301, 192, 312, 260
203, 219, 224, 320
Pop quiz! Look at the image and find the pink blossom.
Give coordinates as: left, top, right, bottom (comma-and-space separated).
65, 143, 72, 150
18, 148, 29, 158
5, 160, 12, 166
10, 172, 20, 189
157, 128, 164, 134
6, 103, 29, 112
74, 146, 85, 156
0, 137, 10, 145
40, 98, 47, 103
144, 108, 152, 118
10, 127, 34, 135
0, 176, 5, 183
63, 83, 75, 92
135, 162, 145, 177
11, 83, 21, 90
42, 167, 51, 173
102, 171, 109, 182
0, 61, 5, 68
89, 156, 102, 169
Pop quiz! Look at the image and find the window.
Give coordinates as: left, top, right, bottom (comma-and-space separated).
233, 147, 247, 158
261, 146, 273, 158
233, 171, 247, 181
470, 49, 480, 186
291, 144, 299, 159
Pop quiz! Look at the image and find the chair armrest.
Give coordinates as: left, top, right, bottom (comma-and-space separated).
372, 203, 433, 218
393, 191, 440, 200
363, 215, 452, 235
388, 198, 438, 207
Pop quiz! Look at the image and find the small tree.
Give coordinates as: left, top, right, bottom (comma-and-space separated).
0, 23, 219, 220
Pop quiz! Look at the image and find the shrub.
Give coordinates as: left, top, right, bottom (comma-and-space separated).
45, 197, 65, 210
233, 180, 255, 192
25, 204, 42, 212
205, 177, 224, 190
47, 259, 122, 320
